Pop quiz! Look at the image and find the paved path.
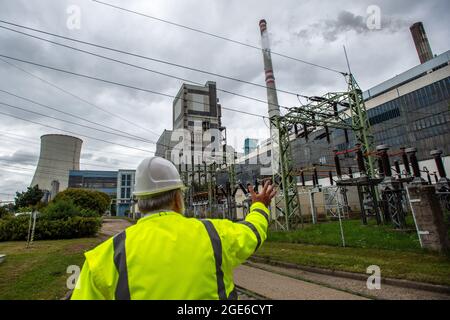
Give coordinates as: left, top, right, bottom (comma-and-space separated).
238, 262, 450, 300
234, 265, 367, 300
99, 218, 133, 238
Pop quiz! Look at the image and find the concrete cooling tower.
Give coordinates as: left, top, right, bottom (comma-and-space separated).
30, 134, 83, 191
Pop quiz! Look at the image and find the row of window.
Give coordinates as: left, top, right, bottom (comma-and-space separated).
412, 112, 450, 131
403, 78, 450, 111
369, 107, 401, 125
120, 187, 131, 199
414, 125, 450, 141
120, 174, 132, 187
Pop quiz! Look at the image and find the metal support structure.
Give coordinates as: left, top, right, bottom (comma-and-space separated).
324, 186, 350, 220
257, 20, 377, 231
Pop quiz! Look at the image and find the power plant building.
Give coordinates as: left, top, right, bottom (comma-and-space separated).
238, 50, 450, 183
30, 134, 82, 191
157, 81, 227, 165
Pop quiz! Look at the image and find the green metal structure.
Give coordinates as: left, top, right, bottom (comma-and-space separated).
271, 74, 376, 230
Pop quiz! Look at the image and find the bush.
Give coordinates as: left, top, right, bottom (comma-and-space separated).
41, 199, 80, 220
0, 215, 101, 241
0, 206, 11, 219
53, 189, 110, 216
0, 215, 30, 241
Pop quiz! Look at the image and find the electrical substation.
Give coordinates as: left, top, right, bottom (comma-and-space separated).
164, 20, 450, 253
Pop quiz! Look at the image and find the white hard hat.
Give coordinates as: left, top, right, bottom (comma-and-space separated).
134, 157, 185, 198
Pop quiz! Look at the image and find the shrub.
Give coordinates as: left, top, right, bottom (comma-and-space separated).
0, 216, 101, 241
0, 215, 30, 241
53, 189, 110, 216
0, 206, 11, 219
41, 199, 80, 220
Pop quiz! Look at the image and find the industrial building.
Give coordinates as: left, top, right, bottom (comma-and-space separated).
157, 81, 227, 168
68, 169, 136, 216
238, 51, 450, 185
30, 134, 82, 191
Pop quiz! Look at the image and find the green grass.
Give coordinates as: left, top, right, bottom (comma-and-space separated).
0, 238, 102, 299
256, 242, 450, 286
268, 218, 429, 251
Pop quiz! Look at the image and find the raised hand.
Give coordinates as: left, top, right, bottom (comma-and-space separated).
248, 180, 277, 208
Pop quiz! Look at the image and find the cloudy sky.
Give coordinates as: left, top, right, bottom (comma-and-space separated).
0, 0, 449, 199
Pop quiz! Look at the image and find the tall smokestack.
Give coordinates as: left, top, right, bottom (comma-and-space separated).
259, 19, 281, 176
410, 22, 433, 64
259, 19, 280, 118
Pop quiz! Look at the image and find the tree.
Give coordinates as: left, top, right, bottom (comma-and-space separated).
14, 185, 44, 210
53, 188, 110, 215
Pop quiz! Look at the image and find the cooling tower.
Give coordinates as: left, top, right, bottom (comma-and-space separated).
30, 134, 83, 191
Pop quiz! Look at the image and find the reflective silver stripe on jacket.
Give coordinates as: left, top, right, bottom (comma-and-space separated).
200, 220, 237, 300
238, 221, 262, 251
113, 231, 131, 300
252, 208, 269, 223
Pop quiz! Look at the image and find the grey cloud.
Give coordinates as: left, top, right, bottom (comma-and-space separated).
0, 0, 448, 194
296, 10, 411, 42
0, 149, 37, 166
94, 156, 121, 166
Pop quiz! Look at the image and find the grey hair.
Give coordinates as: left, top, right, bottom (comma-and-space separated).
137, 189, 180, 214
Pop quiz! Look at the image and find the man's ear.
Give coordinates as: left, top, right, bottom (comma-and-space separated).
173, 190, 184, 213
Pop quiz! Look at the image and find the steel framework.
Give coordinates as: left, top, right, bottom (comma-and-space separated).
271, 74, 376, 230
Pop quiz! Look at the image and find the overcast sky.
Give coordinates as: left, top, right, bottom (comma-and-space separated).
0, 0, 449, 199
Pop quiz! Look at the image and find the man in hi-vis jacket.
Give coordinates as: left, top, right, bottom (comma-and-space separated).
71, 156, 275, 300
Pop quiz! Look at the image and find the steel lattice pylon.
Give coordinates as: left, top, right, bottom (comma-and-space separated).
347, 74, 376, 178
270, 116, 302, 231
272, 75, 376, 230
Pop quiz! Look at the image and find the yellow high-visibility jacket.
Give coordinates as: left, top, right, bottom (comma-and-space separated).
71, 201, 269, 300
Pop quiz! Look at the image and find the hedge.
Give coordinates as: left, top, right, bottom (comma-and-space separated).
0, 215, 102, 241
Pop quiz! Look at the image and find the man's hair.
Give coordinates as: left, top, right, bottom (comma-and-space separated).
137, 189, 180, 214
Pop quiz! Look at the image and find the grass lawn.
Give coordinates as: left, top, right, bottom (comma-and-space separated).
267, 217, 448, 252
256, 242, 450, 286
0, 238, 102, 300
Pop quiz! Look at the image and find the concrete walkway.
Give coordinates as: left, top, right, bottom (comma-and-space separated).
234, 265, 367, 300
238, 261, 450, 300
99, 218, 133, 238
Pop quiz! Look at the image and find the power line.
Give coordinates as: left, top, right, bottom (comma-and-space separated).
0, 109, 156, 154
0, 130, 148, 161
0, 100, 161, 146
0, 24, 304, 111
90, 0, 346, 75
0, 89, 159, 145
0, 135, 137, 170
0, 22, 307, 98
0, 53, 267, 119
0, 153, 130, 171
0, 57, 162, 139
